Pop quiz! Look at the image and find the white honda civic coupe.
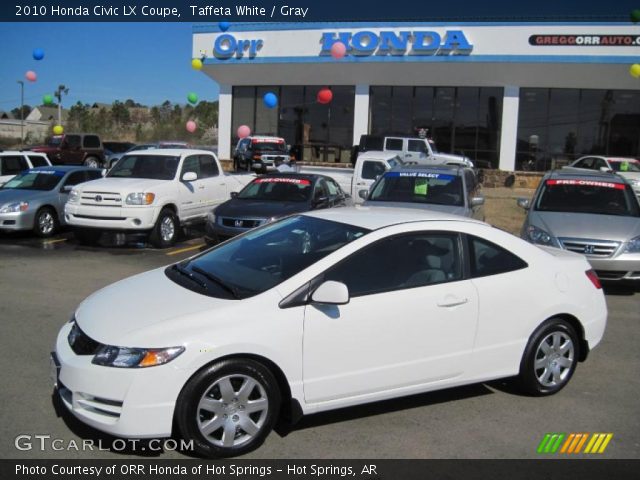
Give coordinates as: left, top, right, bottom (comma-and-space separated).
52, 207, 607, 457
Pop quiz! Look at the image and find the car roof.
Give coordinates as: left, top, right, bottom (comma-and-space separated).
303, 205, 483, 230
257, 172, 320, 182
0, 151, 48, 156
127, 148, 214, 156
551, 168, 627, 183
29, 166, 101, 173
387, 164, 465, 175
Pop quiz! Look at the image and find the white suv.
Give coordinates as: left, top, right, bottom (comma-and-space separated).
65, 149, 254, 247
0, 151, 51, 186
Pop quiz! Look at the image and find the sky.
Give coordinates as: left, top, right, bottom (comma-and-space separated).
0, 23, 220, 112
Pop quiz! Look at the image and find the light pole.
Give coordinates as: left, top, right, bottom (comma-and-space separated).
17, 80, 24, 146
54, 84, 69, 126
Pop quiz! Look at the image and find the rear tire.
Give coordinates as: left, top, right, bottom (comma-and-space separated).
83, 156, 100, 168
149, 208, 178, 248
516, 318, 579, 396
74, 228, 101, 245
33, 207, 59, 238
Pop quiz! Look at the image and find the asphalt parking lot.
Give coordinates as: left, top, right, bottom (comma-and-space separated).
0, 229, 639, 460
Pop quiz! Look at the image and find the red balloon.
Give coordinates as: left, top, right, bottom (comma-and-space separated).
317, 88, 333, 104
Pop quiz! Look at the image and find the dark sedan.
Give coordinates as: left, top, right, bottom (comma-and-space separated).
205, 173, 348, 244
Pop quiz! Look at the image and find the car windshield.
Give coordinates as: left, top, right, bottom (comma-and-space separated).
369, 171, 464, 206
166, 215, 370, 299
610, 161, 640, 173
252, 142, 288, 152
535, 179, 640, 217
237, 177, 312, 202
108, 155, 179, 180
2, 170, 63, 191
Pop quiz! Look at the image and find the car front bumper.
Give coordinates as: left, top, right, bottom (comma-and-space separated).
587, 253, 640, 281
0, 211, 35, 231
65, 204, 159, 231
53, 322, 192, 438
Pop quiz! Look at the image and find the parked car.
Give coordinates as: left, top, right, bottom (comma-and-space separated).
362, 165, 485, 220
567, 156, 640, 198
233, 136, 291, 173
64, 149, 255, 247
30, 133, 105, 168
0, 166, 103, 237
518, 169, 640, 281
52, 207, 606, 458
358, 134, 474, 167
0, 151, 51, 186
205, 173, 348, 244
299, 151, 404, 204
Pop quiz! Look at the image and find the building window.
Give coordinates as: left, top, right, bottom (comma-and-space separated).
370, 86, 503, 168
516, 88, 640, 171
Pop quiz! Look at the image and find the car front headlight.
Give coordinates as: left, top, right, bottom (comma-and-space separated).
67, 190, 79, 203
207, 211, 216, 224
624, 235, 640, 253
526, 225, 557, 246
92, 345, 184, 368
631, 179, 640, 187
125, 192, 155, 205
0, 201, 28, 213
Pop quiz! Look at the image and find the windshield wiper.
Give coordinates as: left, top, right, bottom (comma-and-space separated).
190, 265, 240, 299
171, 264, 207, 289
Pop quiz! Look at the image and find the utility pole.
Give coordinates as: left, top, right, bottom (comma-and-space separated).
17, 80, 24, 147
54, 84, 69, 126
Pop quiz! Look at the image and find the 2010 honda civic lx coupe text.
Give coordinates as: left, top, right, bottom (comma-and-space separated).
52, 207, 607, 458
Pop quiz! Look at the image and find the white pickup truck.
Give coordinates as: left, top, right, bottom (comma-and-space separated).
298, 151, 404, 204
65, 149, 254, 247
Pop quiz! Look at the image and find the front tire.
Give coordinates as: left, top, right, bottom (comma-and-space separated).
516, 318, 579, 396
33, 207, 58, 237
148, 208, 178, 248
175, 359, 281, 458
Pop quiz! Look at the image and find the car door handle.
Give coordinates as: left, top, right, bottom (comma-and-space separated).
437, 298, 469, 308
198, 185, 205, 189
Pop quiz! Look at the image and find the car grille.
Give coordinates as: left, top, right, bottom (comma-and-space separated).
80, 191, 122, 207
219, 217, 265, 229
68, 322, 102, 355
558, 238, 620, 258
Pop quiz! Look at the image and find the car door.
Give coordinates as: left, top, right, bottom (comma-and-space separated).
62, 135, 83, 164
407, 139, 428, 164
177, 155, 205, 220
353, 160, 387, 203
384, 137, 405, 160
303, 232, 479, 403
198, 154, 228, 211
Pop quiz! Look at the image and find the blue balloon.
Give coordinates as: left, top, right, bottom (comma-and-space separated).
219, 21, 231, 32
263, 92, 278, 109
32, 48, 44, 61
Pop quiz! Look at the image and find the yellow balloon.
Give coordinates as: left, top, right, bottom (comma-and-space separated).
53, 125, 64, 135
630, 64, 640, 79
191, 58, 203, 70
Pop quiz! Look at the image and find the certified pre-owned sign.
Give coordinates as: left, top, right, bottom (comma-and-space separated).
529, 34, 640, 46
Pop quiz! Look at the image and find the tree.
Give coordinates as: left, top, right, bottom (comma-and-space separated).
111, 100, 130, 127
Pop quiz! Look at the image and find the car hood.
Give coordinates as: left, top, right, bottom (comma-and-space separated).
529, 211, 640, 242
0, 188, 55, 206
362, 201, 469, 217
76, 177, 171, 193
75, 267, 235, 346
617, 171, 640, 181
214, 198, 310, 219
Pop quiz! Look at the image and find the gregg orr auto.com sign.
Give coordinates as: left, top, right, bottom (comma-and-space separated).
529, 34, 640, 46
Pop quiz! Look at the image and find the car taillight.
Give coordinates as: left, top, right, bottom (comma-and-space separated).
253, 154, 262, 160
585, 269, 602, 289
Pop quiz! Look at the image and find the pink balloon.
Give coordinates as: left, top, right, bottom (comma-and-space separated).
25, 71, 37, 82
330, 42, 347, 59
185, 120, 197, 133
237, 125, 251, 139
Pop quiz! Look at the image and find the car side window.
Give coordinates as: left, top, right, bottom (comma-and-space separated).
181, 155, 201, 178
1, 156, 28, 175
313, 180, 328, 201
408, 140, 427, 153
593, 158, 607, 170
385, 138, 403, 151
66, 135, 81, 149
361, 161, 386, 180
83, 135, 100, 148
467, 235, 528, 278
63, 171, 88, 188
28, 155, 49, 167
324, 233, 462, 297
325, 179, 340, 197
199, 155, 219, 178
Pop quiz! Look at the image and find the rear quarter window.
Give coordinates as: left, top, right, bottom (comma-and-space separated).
467, 235, 528, 278
83, 135, 101, 148
28, 155, 49, 167
1, 156, 28, 175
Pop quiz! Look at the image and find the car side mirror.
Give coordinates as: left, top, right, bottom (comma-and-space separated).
311, 281, 350, 305
230, 191, 238, 198
358, 189, 369, 200
61, 185, 73, 193
599, 166, 612, 173
182, 171, 198, 182
517, 198, 530, 210
470, 196, 485, 206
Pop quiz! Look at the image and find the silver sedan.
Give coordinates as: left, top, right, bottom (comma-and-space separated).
0, 166, 103, 237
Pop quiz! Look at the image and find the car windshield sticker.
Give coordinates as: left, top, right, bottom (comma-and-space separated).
254, 177, 311, 186
414, 178, 428, 195
620, 162, 629, 172
546, 179, 625, 190
385, 172, 456, 181
28, 169, 65, 176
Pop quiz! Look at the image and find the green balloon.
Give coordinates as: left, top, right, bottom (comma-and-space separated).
632, 9, 640, 23
187, 92, 198, 104
42, 94, 53, 105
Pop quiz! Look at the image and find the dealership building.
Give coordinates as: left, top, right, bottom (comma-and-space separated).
193, 22, 640, 170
